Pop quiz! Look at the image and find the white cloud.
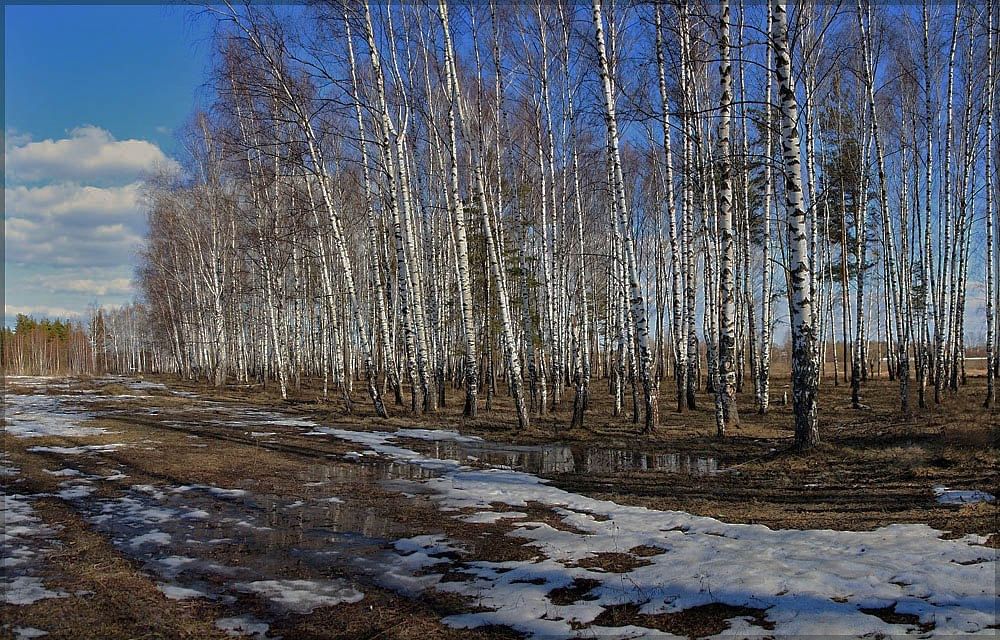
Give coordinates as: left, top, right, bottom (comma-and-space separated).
3, 125, 171, 322
5, 125, 178, 183
6, 182, 143, 228
5, 181, 146, 267
2, 128, 33, 149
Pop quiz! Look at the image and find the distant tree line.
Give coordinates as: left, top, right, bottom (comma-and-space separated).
2, 305, 161, 376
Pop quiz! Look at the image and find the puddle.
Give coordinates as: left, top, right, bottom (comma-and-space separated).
42, 456, 433, 621
313, 427, 722, 478
401, 439, 722, 476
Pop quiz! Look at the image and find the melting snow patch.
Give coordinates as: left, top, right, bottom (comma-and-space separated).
1, 492, 66, 605
43, 468, 82, 477
12, 627, 49, 639
3, 394, 101, 438
131, 484, 167, 500
129, 530, 172, 547
933, 486, 996, 505
215, 616, 270, 639
271, 417, 316, 428
315, 427, 998, 637
158, 556, 198, 577
173, 485, 247, 499
2, 576, 68, 606
124, 380, 168, 391
234, 579, 364, 614
413, 469, 1000, 637
157, 582, 208, 600
305, 428, 462, 472
56, 479, 96, 500
459, 511, 528, 524
27, 444, 125, 456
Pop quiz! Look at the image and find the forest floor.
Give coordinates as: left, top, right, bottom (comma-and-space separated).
2, 374, 996, 639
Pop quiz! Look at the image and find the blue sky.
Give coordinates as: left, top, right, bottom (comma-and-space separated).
4, 5, 212, 326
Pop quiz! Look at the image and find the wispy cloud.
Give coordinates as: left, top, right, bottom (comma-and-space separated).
30, 274, 134, 297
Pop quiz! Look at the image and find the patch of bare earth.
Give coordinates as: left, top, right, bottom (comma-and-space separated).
586, 602, 774, 637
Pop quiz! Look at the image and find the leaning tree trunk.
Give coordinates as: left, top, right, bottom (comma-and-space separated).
437, 0, 479, 418
772, 0, 818, 448
592, 0, 657, 432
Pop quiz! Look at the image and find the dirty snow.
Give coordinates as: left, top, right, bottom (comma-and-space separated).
56, 479, 97, 500
43, 468, 83, 477
1, 492, 67, 605
3, 394, 102, 438
26, 444, 125, 456
234, 579, 364, 614
308, 427, 998, 637
129, 530, 173, 547
933, 486, 996, 505
215, 616, 270, 639
157, 582, 209, 600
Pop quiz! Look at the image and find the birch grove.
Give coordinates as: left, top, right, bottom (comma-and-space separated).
110, 1, 999, 444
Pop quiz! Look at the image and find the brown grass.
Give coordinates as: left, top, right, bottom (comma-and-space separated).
2, 372, 995, 638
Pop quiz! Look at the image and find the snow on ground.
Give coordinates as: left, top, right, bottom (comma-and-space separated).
173, 484, 248, 499
61, 474, 371, 619
1, 453, 20, 477
26, 444, 125, 456
308, 428, 998, 637
215, 616, 270, 639
0, 491, 67, 605
3, 394, 103, 438
234, 579, 364, 614
43, 468, 83, 477
305, 427, 467, 473
157, 582, 209, 600
7, 385, 994, 637
55, 478, 98, 500
121, 379, 168, 392
933, 486, 996, 505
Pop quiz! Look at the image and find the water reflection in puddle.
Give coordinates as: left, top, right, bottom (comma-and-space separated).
408, 440, 721, 476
